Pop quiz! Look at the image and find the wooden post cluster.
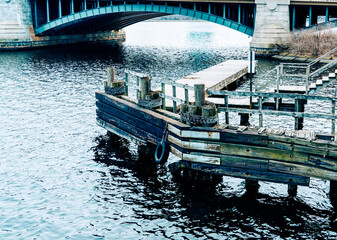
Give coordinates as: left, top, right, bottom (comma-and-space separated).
180, 84, 217, 127
104, 67, 126, 96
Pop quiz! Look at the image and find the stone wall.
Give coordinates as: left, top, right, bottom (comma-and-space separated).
250, 0, 291, 55
0, 0, 33, 42
0, 0, 125, 50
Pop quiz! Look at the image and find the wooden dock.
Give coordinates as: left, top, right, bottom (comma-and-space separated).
96, 66, 337, 203
162, 60, 248, 105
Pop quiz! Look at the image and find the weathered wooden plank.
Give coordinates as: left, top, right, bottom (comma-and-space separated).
269, 160, 337, 181
155, 109, 180, 121
168, 124, 220, 140
96, 91, 188, 129
182, 153, 221, 165
189, 162, 310, 186
97, 110, 160, 144
220, 142, 308, 163
220, 130, 268, 146
97, 118, 146, 145
170, 145, 182, 159
308, 156, 337, 172
168, 134, 221, 152
97, 101, 164, 138
220, 155, 269, 171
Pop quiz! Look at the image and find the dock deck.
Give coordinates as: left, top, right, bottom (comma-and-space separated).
162, 60, 248, 104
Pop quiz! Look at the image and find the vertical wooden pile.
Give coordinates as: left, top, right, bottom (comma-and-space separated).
104, 67, 126, 96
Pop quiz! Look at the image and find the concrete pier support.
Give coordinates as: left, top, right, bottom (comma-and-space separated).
250, 0, 291, 56
0, 0, 125, 50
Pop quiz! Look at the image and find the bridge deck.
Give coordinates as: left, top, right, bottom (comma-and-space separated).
163, 60, 248, 105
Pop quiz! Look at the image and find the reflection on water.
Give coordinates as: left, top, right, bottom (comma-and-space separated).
0, 21, 336, 239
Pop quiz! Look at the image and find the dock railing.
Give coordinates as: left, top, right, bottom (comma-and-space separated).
207, 89, 337, 134
278, 45, 337, 94
125, 70, 337, 134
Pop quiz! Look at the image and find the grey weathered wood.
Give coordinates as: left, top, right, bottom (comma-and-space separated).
258, 96, 263, 127
194, 84, 205, 108
269, 160, 337, 181
202, 105, 216, 118
107, 67, 115, 83
185, 88, 189, 104
332, 99, 336, 134
173, 85, 177, 113
189, 161, 310, 186
125, 72, 129, 96
224, 95, 229, 124
161, 83, 166, 110
188, 105, 197, 115
140, 77, 151, 100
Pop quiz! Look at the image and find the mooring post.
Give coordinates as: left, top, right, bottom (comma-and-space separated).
107, 67, 115, 84
245, 179, 259, 196
194, 84, 205, 108
124, 72, 129, 96
294, 97, 305, 131
224, 95, 229, 124
288, 184, 297, 198
161, 83, 166, 110
173, 85, 177, 113
140, 76, 151, 100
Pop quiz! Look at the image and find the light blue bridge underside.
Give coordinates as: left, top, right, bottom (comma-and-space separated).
35, 4, 254, 36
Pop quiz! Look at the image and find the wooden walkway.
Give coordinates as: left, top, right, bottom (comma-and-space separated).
162, 60, 248, 105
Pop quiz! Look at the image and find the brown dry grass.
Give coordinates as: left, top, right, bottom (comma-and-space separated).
286, 27, 337, 58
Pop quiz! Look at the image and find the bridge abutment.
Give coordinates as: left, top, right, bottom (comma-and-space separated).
250, 0, 291, 56
0, 0, 125, 50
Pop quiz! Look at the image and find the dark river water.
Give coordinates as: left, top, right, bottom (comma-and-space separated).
1, 22, 337, 239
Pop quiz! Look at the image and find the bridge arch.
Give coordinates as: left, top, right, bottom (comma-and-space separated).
34, 3, 254, 36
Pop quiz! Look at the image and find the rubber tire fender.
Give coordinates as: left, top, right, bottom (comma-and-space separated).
154, 140, 170, 164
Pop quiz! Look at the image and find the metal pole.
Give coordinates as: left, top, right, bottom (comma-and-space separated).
84, 0, 87, 10
249, 51, 253, 107
208, 4, 211, 14
238, 4, 241, 24
59, 0, 62, 18
309, 6, 313, 27
292, 6, 296, 30
326, 6, 329, 23
46, 0, 50, 22
223, 4, 226, 18
34, 0, 38, 27
70, 0, 74, 13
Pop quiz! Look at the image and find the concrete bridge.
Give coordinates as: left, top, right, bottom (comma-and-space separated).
1, 0, 337, 54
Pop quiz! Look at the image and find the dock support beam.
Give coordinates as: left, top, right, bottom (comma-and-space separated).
330, 180, 337, 208
295, 98, 305, 131
245, 179, 259, 196
288, 184, 297, 197
239, 113, 249, 126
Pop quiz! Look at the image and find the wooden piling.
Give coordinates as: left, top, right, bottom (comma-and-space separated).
194, 84, 205, 107
295, 98, 305, 130
288, 184, 297, 197
239, 113, 250, 126
245, 179, 259, 196
140, 77, 151, 100
107, 67, 115, 83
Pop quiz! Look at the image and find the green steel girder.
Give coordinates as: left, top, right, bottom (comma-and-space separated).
35, 4, 254, 36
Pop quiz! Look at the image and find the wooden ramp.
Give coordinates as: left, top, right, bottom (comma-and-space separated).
162, 60, 248, 105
